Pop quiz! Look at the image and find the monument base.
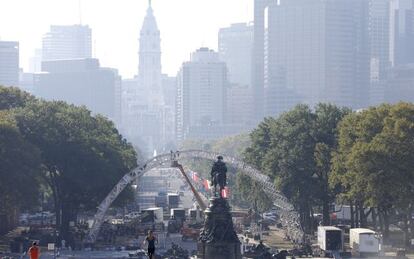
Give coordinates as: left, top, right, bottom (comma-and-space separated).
198, 198, 242, 259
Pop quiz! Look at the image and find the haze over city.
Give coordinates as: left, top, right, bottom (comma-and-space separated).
0, 0, 253, 77
1, 0, 414, 258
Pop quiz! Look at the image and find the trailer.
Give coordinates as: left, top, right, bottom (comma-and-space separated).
167, 193, 180, 209
171, 208, 186, 220
350, 228, 380, 255
141, 207, 163, 223
316, 226, 344, 257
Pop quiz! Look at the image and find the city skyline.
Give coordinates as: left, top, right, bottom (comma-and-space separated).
0, 0, 253, 78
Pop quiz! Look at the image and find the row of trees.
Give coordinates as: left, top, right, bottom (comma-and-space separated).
244, 103, 414, 246
0, 86, 138, 241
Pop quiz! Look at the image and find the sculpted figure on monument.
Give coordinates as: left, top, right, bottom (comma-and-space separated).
210, 156, 228, 198
211, 156, 227, 198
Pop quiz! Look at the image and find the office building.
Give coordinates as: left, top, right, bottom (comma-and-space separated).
42, 25, 92, 61
219, 23, 254, 128
226, 84, 254, 127
384, 64, 414, 103
176, 48, 228, 142
390, 0, 414, 66
263, 0, 370, 116
370, 0, 392, 82
34, 59, 120, 120
219, 23, 253, 88
29, 49, 42, 73
0, 41, 19, 87
252, 0, 271, 122
369, 0, 392, 105
19, 70, 35, 93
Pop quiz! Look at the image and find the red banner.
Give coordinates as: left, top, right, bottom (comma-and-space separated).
203, 179, 210, 190
221, 187, 230, 198
192, 171, 199, 183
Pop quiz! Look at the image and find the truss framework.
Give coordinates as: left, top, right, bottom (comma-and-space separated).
85, 150, 304, 244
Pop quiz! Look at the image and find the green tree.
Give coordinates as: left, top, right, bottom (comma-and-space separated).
245, 104, 349, 231
0, 86, 36, 110
313, 104, 350, 225
244, 118, 274, 169
0, 111, 41, 226
331, 103, 414, 245
14, 101, 137, 240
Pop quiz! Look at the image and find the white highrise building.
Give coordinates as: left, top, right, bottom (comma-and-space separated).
42, 25, 92, 62
176, 48, 228, 142
263, 0, 370, 116
0, 41, 19, 87
390, 0, 414, 66
369, 0, 392, 106
218, 23, 254, 128
218, 23, 253, 88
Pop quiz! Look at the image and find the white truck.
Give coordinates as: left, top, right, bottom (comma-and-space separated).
317, 226, 344, 257
350, 228, 380, 255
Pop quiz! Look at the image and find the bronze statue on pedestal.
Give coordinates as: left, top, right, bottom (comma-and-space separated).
210, 156, 228, 198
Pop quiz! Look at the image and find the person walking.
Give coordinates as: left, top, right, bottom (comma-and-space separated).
27, 242, 40, 259
143, 230, 157, 259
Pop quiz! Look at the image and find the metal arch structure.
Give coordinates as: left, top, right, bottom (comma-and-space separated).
86, 150, 304, 244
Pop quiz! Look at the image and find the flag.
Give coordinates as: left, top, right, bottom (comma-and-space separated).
192, 172, 200, 183
221, 187, 230, 198
203, 179, 210, 191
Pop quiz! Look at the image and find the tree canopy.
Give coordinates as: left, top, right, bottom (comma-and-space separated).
0, 86, 138, 241
0, 111, 41, 216
245, 104, 350, 231
331, 103, 414, 244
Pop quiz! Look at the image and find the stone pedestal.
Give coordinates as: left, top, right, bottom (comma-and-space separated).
198, 198, 242, 259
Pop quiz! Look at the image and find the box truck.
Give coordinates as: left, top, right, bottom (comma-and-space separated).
350, 228, 380, 255
317, 226, 344, 257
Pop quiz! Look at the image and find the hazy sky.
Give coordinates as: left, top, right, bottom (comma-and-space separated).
0, 0, 253, 77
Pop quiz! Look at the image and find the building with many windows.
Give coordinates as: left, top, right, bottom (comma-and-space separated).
176, 48, 228, 142
0, 41, 19, 87
252, 0, 271, 122
34, 58, 120, 120
42, 25, 92, 62
219, 23, 254, 129
390, 0, 414, 66
369, 0, 392, 105
219, 23, 253, 88
262, 0, 370, 116
384, 64, 414, 103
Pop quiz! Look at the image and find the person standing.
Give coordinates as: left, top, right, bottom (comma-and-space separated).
143, 230, 157, 259
27, 242, 40, 259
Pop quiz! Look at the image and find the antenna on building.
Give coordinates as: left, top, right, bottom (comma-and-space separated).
149, 0, 152, 8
